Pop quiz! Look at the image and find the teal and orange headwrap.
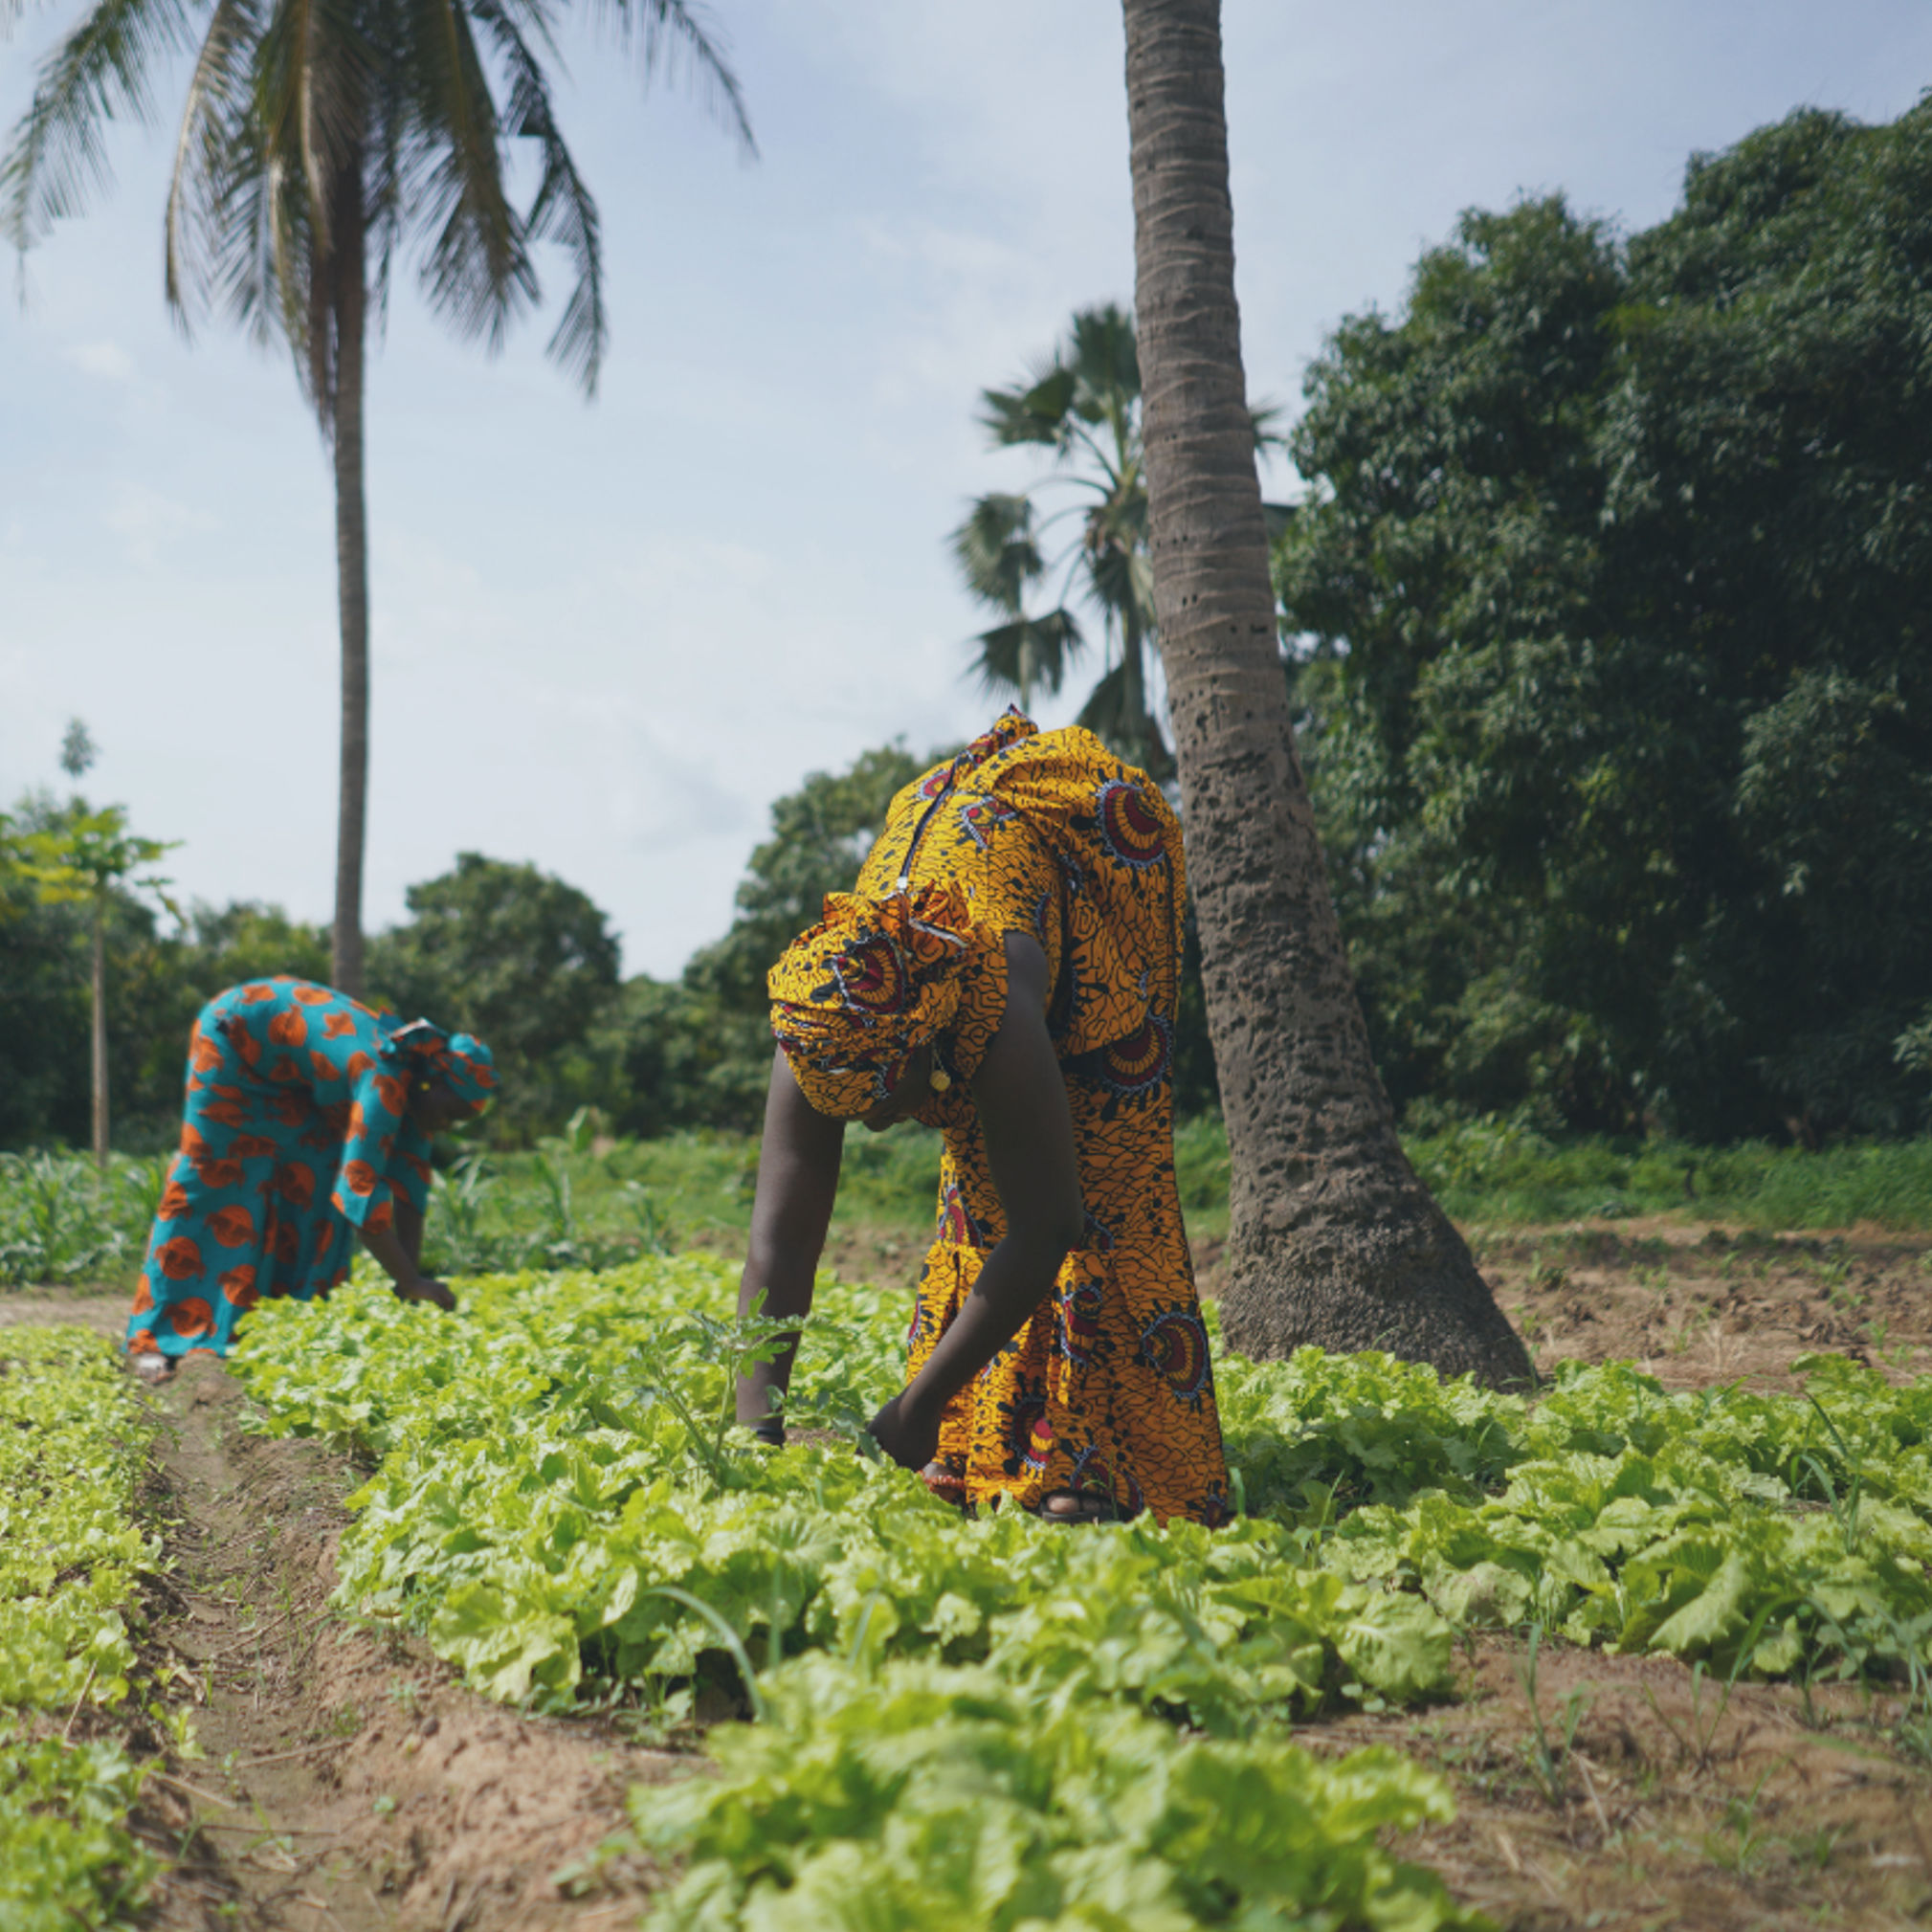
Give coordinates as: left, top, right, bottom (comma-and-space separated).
767, 882, 979, 1119
385, 1018, 498, 1112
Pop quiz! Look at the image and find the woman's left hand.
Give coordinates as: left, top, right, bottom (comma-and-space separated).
395, 1274, 456, 1312
866, 1391, 940, 1470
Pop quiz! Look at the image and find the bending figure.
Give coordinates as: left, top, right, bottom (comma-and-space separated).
740, 710, 1230, 1525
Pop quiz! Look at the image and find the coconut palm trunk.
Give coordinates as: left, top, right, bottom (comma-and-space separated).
328, 157, 370, 1000
1121, 0, 1532, 1386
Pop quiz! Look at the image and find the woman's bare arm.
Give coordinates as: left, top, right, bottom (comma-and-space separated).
734, 1048, 847, 1434
394, 1197, 426, 1268
868, 932, 1083, 1469
359, 1220, 455, 1309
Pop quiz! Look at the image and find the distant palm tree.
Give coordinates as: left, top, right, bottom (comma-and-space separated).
951, 301, 1278, 781
1121, 0, 1532, 1386
4, 0, 754, 995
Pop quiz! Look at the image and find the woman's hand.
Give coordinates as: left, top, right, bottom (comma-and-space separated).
392, 1274, 456, 1312
866, 1391, 941, 1471
360, 1222, 455, 1312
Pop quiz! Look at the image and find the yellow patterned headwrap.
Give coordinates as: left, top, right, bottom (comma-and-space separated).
767, 882, 980, 1119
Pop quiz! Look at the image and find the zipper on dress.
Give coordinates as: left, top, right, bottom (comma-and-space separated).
893, 766, 959, 893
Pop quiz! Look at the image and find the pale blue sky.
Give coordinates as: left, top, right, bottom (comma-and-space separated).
5, 2, 1929, 976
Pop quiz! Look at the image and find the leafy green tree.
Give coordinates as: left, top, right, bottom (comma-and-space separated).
367, 853, 621, 1142
3, 0, 753, 998
14, 747, 178, 1170
1280, 104, 1932, 1141
684, 744, 931, 1012
602, 745, 934, 1138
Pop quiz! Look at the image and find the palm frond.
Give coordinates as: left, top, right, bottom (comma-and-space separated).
1249, 396, 1288, 452
472, 0, 603, 392
251, 0, 365, 409
979, 359, 1076, 450
401, 0, 532, 351
594, 0, 754, 156
1065, 300, 1138, 415
1076, 655, 1170, 778
164, 0, 260, 324
2, 0, 203, 250
967, 610, 1083, 705
950, 492, 1042, 612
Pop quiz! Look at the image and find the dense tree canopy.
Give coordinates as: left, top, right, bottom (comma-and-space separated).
1280, 103, 1932, 1142
366, 854, 620, 1141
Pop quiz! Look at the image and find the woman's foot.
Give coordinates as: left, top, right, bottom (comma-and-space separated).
1039, 1490, 1117, 1523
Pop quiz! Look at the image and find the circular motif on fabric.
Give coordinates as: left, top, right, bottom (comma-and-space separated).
156, 1234, 203, 1281
167, 1297, 215, 1339
1069, 1445, 1114, 1499
918, 766, 952, 800
1099, 1013, 1172, 1098
831, 933, 910, 1015
957, 794, 1018, 852
1140, 1308, 1210, 1400
938, 1181, 981, 1248
1058, 1277, 1103, 1366
1096, 779, 1166, 869
1008, 1392, 1050, 1472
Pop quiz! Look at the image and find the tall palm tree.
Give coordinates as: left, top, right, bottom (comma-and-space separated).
4, 0, 753, 995
952, 302, 1280, 783
951, 303, 1166, 777
1121, 0, 1532, 1386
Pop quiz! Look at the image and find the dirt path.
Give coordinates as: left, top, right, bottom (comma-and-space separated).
118, 1361, 679, 1929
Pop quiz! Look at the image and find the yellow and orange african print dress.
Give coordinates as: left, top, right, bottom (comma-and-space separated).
855, 711, 1230, 1525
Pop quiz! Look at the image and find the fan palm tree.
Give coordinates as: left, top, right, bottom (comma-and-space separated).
951, 303, 1165, 773
951, 301, 1280, 783
1121, 0, 1532, 1386
3, 0, 753, 995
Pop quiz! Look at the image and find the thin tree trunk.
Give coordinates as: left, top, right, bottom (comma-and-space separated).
90, 889, 108, 1174
329, 167, 370, 1000
1121, 0, 1532, 1386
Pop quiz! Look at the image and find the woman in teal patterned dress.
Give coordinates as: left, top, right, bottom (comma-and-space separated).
125, 977, 495, 1378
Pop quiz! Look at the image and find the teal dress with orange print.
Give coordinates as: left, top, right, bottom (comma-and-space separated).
127, 979, 435, 1362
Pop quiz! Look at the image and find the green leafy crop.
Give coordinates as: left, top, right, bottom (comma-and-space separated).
233, 1258, 1932, 1929
0, 1326, 160, 1929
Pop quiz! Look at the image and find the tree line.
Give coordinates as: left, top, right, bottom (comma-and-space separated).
1279, 102, 1932, 1144
7, 97, 1929, 1160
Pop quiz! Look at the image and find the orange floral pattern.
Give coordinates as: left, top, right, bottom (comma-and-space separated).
849, 713, 1229, 1526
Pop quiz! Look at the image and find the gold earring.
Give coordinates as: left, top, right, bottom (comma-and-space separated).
928, 1065, 952, 1094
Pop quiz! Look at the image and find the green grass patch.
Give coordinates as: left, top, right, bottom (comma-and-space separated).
5, 1118, 1928, 1294
1406, 1118, 1932, 1230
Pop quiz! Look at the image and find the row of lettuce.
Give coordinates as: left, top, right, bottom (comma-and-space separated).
233, 1257, 1932, 1930
0, 1328, 159, 1931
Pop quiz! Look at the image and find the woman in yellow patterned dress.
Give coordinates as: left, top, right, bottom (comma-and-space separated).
740, 709, 1229, 1525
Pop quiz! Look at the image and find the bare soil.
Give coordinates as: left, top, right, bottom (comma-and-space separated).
66, 1344, 681, 1929
12, 1215, 1932, 1930
1472, 1219, 1932, 1391
1307, 1636, 1932, 1931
